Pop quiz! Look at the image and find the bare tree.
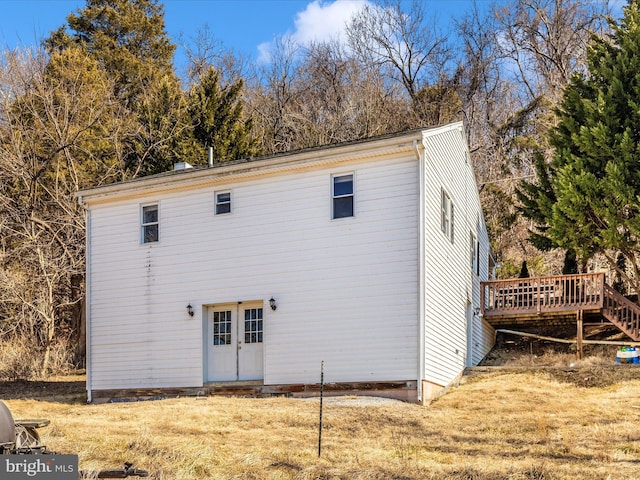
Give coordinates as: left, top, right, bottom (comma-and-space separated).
454, 0, 610, 274
247, 36, 304, 154
346, 0, 456, 125
246, 35, 412, 153
0, 47, 131, 372
181, 24, 249, 87
494, 0, 609, 103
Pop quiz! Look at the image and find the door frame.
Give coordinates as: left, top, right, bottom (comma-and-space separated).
203, 300, 265, 383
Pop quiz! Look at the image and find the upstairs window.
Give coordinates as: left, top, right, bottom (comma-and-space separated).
141, 204, 159, 243
441, 189, 454, 242
215, 191, 231, 215
332, 174, 354, 219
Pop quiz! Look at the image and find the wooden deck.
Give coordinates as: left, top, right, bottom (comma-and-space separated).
481, 273, 640, 341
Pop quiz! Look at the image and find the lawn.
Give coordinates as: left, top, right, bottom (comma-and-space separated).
4, 364, 640, 479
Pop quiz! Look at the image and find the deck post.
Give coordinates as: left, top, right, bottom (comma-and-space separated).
576, 310, 584, 360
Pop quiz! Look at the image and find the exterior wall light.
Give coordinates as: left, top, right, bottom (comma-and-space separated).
187, 304, 194, 317
269, 297, 277, 311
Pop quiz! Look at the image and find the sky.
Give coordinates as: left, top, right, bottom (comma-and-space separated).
0, 0, 487, 71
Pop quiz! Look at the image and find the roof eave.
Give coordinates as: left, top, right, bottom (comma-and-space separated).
77, 128, 437, 205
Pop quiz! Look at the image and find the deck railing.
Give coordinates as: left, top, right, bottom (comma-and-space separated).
481, 273, 606, 317
602, 283, 640, 340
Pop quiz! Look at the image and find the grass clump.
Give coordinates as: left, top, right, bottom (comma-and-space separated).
0, 336, 78, 381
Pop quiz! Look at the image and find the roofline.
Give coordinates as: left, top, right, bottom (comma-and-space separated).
77, 123, 462, 205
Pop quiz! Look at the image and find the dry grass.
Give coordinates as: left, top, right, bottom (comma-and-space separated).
0, 336, 78, 381
5, 361, 640, 480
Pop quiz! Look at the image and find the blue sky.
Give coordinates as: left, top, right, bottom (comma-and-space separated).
0, 0, 487, 67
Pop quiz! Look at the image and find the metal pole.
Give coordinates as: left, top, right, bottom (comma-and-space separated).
318, 360, 324, 458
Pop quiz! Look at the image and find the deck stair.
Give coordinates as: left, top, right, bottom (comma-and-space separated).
481, 273, 640, 341
602, 284, 640, 340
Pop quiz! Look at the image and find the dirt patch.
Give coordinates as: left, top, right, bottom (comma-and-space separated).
540, 364, 640, 388
471, 324, 640, 388
480, 324, 628, 367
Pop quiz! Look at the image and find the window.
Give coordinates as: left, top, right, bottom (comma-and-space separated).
441, 189, 454, 242
213, 311, 232, 345
470, 232, 479, 275
141, 204, 159, 243
244, 308, 263, 344
332, 174, 354, 219
215, 191, 231, 215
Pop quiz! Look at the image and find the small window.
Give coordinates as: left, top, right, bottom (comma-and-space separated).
215, 192, 231, 215
441, 189, 454, 242
470, 232, 479, 275
332, 174, 354, 219
141, 204, 159, 243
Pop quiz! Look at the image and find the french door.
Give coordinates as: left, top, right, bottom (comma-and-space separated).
207, 304, 264, 382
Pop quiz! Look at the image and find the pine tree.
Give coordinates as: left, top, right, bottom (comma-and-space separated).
44, 0, 194, 176
45, 0, 176, 108
516, 149, 557, 251
188, 67, 258, 163
519, 0, 640, 297
519, 261, 530, 278
561, 249, 579, 275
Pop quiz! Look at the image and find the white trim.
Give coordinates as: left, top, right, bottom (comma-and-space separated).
415, 139, 426, 402
421, 121, 464, 139
77, 134, 426, 205
331, 171, 355, 220
140, 202, 160, 244
214, 190, 232, 215
84, 205, 92, 402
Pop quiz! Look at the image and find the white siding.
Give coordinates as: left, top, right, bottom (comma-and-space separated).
471, 207, 495, 365
421, 125, 494, 388
87, 153, 420, 390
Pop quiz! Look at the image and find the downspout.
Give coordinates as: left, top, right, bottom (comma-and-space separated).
78, 195, 92, 403
414, 139, 426, 403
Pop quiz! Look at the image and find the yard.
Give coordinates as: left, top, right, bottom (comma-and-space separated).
4, 359, 640, 480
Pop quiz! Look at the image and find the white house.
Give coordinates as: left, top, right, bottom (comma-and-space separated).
77, 122, 495, 403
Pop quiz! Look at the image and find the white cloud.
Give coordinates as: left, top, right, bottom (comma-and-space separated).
257, 0, 369, 63
292, 0, 368, 45
257, 41, 272, 64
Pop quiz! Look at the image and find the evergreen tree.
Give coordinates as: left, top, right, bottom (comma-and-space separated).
519, 1, 640, 297
44, 0, 194, 175
561, 249, 579, 275
189, 67, 257, 162
45, 0, 176, 107
612, 252, 628, 295
516, 149, 557, 251
519, 261, 530, 278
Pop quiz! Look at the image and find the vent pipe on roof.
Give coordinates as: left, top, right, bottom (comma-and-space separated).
173, 161, 193, 171
208, 146, 214, 167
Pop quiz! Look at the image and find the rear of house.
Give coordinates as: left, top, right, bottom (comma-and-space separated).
79, 123, 494, 403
